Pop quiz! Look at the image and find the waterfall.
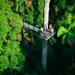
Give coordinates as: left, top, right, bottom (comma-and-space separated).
41, 39, 48, 71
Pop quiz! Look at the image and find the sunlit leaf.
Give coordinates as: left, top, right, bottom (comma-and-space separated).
57, 26, 67, 37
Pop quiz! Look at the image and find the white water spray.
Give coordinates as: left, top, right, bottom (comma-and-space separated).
41, 39, 48, 70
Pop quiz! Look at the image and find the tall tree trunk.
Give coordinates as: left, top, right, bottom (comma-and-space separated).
44, 0, 51, 30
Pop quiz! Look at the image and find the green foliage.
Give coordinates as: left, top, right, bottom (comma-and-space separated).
49, 1, 75, 74
0, 55, 9, 72
25, 8, 34, 24
57, 26, 67, 37
50, 0, 75, 45
37, 0, 44, 27
0, 0, 75, 75
24, 0, 44, 27
15, 0, 25, 13
0, 0, 25, 72
65, 12, 72, 25
49, 37, 56, 45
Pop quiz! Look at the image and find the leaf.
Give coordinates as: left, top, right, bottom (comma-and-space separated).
61, 34, 66, 44
69, 22, 75, 30
57, 26, 67, 37
49, 37, 56, 45
65, 13, 72, 25
0, 55, 9, 72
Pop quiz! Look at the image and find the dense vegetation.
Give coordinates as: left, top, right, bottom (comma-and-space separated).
0, 0, 75, 75
0, 0, 25, 74
24, 0, 44, 27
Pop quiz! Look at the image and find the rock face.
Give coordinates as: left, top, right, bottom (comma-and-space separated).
23, 22, 54, 40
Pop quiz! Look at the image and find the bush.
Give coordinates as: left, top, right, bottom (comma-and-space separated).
0, 0, 25, 72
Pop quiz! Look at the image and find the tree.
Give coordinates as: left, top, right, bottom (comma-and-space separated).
48, 0, 75, 75
0, 0, 25, 73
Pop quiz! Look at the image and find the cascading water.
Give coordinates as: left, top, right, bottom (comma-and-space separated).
41, 39, 48, 71
23, 0, 53, 72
